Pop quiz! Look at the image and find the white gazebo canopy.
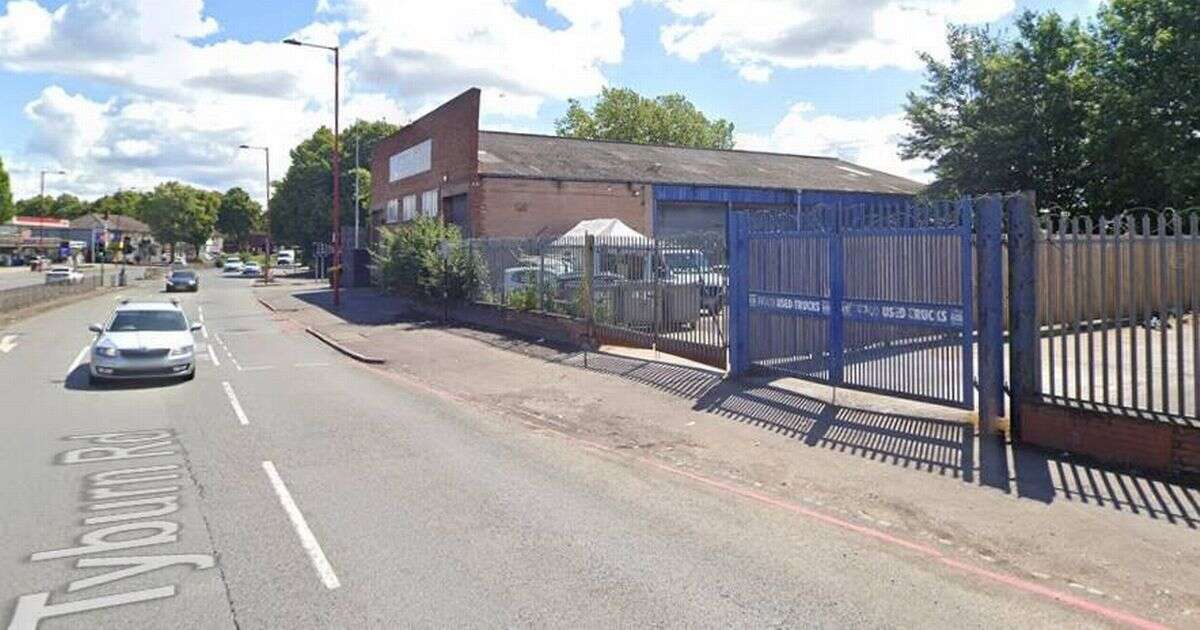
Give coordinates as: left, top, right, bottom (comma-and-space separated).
552, 218, 649, 246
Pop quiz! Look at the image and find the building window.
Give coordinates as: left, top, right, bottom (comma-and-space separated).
385, 199, 399, 224
421, 189, 438, 218
402, 194, 417, 221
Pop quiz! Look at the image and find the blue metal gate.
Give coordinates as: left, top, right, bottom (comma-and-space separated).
728, 200, 977, 409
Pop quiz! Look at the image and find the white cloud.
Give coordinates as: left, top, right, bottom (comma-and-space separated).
0, 0, 634, 200
332, 0, 632, 118
737, 102, 932, 183
657, 0, 1014, 76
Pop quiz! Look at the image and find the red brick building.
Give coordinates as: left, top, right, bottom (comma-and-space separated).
370, 88, 924, 241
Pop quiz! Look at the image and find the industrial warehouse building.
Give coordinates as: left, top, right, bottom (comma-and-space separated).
369, 88, 924, 241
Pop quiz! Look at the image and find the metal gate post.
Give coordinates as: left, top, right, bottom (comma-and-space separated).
582, 233, 595, 337
958, 197, 976, 410
976, 195, 1006, 434
1006, 192, 1039, 442
726, 208, 750, 376
828, 204, 845, 386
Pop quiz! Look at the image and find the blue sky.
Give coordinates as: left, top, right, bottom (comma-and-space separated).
0, 0, 1102, 200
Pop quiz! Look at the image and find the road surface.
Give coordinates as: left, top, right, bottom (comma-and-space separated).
0, 269, 1138, 628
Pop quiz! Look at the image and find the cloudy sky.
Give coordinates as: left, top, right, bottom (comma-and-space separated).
0, 0, 1100, 201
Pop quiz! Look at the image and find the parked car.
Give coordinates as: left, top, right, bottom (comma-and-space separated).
222, 257, 243, 274
165, 269, 199, 292
241, 262, 262, 277
503, 266, 561, 296
87, 299, 201, 385
659, 249, 727, 314
45, 265, 84, 284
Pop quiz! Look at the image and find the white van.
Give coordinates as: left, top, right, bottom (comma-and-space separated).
276, 249, 296, 267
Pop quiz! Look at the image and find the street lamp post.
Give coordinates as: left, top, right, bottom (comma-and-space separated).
39, 169, 66, 220
283, 37, 341, 306
238, 144, 271, 281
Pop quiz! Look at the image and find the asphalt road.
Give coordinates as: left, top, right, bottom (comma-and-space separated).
0, 269, 1115, 628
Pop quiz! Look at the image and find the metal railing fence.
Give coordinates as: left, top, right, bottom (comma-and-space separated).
1035, 211, 1199, 420
462, 231, 729, 369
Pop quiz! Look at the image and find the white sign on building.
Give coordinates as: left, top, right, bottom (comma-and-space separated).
389, 139, 432, 182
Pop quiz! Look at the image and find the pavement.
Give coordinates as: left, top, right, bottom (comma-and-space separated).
0, 268, 1194, 628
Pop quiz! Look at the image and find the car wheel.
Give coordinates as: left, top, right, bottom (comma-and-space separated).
182, 369, 195, 382
88, 373, 107, 388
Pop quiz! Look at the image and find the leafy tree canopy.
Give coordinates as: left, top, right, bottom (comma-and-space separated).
0, 157, 12, 224
13, 193, 87, 219
269, 119, 399, 249
89, 190, 150, 220
217, 187, 261, 249
555, 87, 735, 150
140, 181, 218, 253
903, 1, 1200, 214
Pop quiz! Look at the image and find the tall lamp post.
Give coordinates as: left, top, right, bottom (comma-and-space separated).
39, 169, 66, 220
238, 144, 271, 281
283, 37, 341, 306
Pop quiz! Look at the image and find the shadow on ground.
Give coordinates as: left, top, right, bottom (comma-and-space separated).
294, 287, 1200, 529
567, 350, 1200, 529
291, 287, 410, 326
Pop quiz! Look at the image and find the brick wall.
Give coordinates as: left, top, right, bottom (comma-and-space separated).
476, 177, 652, 237
1020, 400, 1200, 476
404, 299, 595, 349
370, 88, 481, 233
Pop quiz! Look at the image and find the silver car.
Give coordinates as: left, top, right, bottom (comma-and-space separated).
88, 300, 202, 385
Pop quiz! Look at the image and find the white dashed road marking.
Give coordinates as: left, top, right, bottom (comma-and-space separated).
221, 381, 249, 425
261, 461, 341, 590
0, 334, 17, 353
67, 344, 89, 376
207, 344, 220, 367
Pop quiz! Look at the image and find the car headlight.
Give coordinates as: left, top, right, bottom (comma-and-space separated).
169, 345, 194, 357
94, 345, 119, 357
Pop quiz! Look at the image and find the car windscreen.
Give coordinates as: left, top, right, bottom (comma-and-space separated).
108, 310, 188, 332
663, 252, 705, 271
170, 271, 196, 279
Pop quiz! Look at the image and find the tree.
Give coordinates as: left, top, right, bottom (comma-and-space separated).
270, 119, 399, 249
88, 190, 150, 220
217, 187, 261, 250
140, 182, 218, 256
51, 193, 86, 219
903, 2, 1200, 214
14, 196, 52, 217
13, 193, 85, 218
555, 87, 735, 149
1085, 0, 1200, 211
0, 157, 12, 224
902, 14, 1091, 209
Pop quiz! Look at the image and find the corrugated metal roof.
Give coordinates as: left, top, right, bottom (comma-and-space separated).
476, 131, 925, 195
